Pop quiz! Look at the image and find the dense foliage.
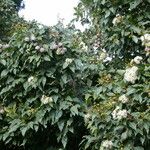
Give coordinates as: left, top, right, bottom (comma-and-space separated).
0, 0, 150, 149
75, 0, 150, 149
0, 22, 89, 149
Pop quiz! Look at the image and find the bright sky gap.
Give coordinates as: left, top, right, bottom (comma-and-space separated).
19, 0, 80, 27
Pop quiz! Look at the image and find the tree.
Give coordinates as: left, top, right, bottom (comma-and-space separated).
12, 0, 24, 10
75, 0, 150, 149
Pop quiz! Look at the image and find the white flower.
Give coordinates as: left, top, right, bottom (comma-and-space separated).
28, 76, 34, 83
145, 34, 150, 41
124, 66, 138, 83
56, 47, 67, 55
133, 56, 143, 64
24, 37, 30, 42
112, 18, 118, 25
65, 58, 73, 64
41, 95, 53, 104
140, 34, 150, 46
140, 36, 144, 42
111, 106, 120, 119
112, 14, 122, 25
39, 47, 45, 53
119, 94, 128, 103
112, 107, 128, 120
80, 42, 88, 52
51, 43, 58, 49
102, 140, 113, 149
34, 43, 38, 46
58, 42, 63, 47
30, 34, 36, 41
56, 48, 61, 55
117, 109, 128, 120
35, 46, 40, 50
3, 44, 10, 49
99, 52, 107, 61
145, 46, 150, 56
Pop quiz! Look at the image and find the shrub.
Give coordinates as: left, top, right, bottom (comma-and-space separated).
0, 22, 86, 149
75, 0, 150, 149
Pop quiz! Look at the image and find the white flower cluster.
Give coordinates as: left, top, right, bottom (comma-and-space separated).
131, 56, 143, 64
112, 106, 128, 120
0, 43, 10, 52
80, 42, 88, 52
56, 47, 67, 55
55, 42, 67, 55
35, 45, 45, 53
140, 33, 150, 55
99, 51, 107, 61
93, 35, 101, 52
101, 140, 113, 149
50, 42, 58, 50
65, 58, 73, 64
140, 34, 150, 46
41, 95, 53, 104
112, 14, 123, 25
24, 34, 46, 53
28, 76, 35, 83
24, 34, 36, 42
124, 66, 138, 83
118, 94, 128, 103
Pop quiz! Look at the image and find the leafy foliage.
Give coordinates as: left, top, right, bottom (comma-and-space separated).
0, 0, 150, 149
75, 0, 150, 149
0, 0, 19, 41
75, 0, 150, 59
0, 22, 87, 149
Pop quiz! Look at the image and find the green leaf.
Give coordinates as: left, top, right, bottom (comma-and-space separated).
41, 77, 46, 87
130, 0, 142, 10
58, 121, 64, 132
62, 137, 67, 148
129, 122, 137, 131
134, 147, 144, 150
1, 69, 8, 77
21, 127, 28, 136
132, 35, 138, 43
43, 55, 51, 61
0, 59, 6, 66
121, 130, 128, 141
143, 123, 149, 134
63, 62, 69, 69
55, 110, 63, 122
61, 74, 67, 84
93, 87, 102, 99
70, 105, 79, 116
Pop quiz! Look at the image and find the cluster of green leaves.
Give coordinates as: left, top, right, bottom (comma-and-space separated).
0, 0, 150, 149
12, 0, 24, 10
81, 59, 150, 150
0, 0, 20, 41
74, 0, 150, 149
75, 0, 150, 59
0, 22, 87, 149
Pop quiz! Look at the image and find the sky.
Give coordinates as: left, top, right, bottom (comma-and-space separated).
19, 0, 80, 26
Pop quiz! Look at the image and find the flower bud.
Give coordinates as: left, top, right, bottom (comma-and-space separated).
35, 46, 40, 50
30, 34, 36, 41
28, 76, 34, 83
39, 47, 45, 53
24, 37, 30, 42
